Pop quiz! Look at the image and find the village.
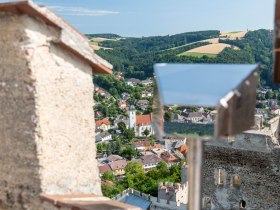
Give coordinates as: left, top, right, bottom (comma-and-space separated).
94, 71, 280, 180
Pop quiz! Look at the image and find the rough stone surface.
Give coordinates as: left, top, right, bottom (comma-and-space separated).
0, 13, 101, 209
202, 134, 280, 210
0, 13, 43, 210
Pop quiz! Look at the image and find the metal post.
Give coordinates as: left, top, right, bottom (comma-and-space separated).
188, 137, 203, 210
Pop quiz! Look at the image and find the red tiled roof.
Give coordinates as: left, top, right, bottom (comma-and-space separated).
161, 151, 176, 162
136, 114, 151, 126
177, 145, 188, 154
98, 164, 112, 174
96, 118, 110, 127
96, 89, 105, 94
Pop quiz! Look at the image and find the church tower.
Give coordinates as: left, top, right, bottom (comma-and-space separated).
129, 105, 136, 129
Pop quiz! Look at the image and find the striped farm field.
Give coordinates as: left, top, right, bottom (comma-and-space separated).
188, 43, 235, 54
178, 43, 239, 57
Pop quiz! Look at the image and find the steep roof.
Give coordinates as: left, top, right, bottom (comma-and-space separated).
109, 159, 127, 171
136, 115, 152, 126
188, 112, 203, 118
98, 164, 112, 174
96, 118, 110, 127
161, 151, 177, 162
107, 155, 123, 162
0, 0, 112, 74
140, 154, 161, 165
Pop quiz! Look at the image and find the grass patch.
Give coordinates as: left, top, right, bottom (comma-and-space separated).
178, 52, 217, 58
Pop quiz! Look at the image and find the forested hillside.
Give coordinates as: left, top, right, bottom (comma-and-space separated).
92, 29, 273, 87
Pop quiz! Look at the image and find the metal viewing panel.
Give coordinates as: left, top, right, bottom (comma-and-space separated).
153, 63, 259, 139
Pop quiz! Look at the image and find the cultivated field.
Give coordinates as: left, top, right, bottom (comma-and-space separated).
187, 43, 236, 54
220, 31, 247, 40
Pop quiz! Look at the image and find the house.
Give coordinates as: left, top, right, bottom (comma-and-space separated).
140, 151, 154, 156
96, 131, 112, 142
176, 144, 188, 154
152, 148, 165, 156
136, 99, 149, 111
171, 113, 185, 123
129, 106, 154, 137
140, 78, 154, 86
174, 145, 188, 159
125, 78, 141, 86
140, 154, 161, 171
135, 115, 153, 137
109, 159, 127, 176
115, 72, 124, 80
107, 155, 123, 162
187, 112, 204, 122
163, 136, 187, 151
118, 100, 127, 109
141, 91, 152, 98
95, 111, 104, 118
131, 140, 152, 151
160, 151, 178, 165
114, 115, 129, 129
96, 118, 111, 131
152, 144, 163, 150
255, 108, 270, 120
96, 89, 106, 96
95, 129, 102, 135
98, 164, 112, 177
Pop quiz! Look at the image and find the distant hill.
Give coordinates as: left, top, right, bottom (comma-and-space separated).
86, 33, 121, 39
92, 29, 273, 88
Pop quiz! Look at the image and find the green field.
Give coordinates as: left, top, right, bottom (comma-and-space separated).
178, 52, 217, 58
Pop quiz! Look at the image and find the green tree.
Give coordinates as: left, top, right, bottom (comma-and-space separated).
118, 122, 126, 133
125, 162, 144, 175
119, 146, 138, 160
156, 161, 170, 178
97, 143, 106, 153
123, 128, 135, 142
102, 171, 115, 181
101, 183, 122, 198
164, 112, 172, 122
265, 90, 273, 99
106, 143, 113, 155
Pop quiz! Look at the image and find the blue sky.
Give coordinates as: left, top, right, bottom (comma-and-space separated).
2, 0, 275, 37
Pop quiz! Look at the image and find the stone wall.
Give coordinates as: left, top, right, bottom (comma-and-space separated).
25, 15, 101, 195
202, 143, 280, 210
0, 13, 42, 210
0, 13, 101, 209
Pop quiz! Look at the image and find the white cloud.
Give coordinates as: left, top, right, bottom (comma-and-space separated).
49, 6, 119, 16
